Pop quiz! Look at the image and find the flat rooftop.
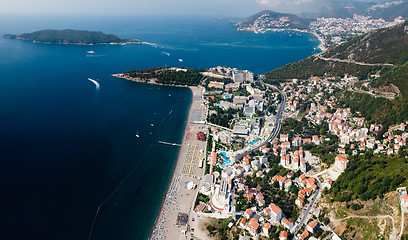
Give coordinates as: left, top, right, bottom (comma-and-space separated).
190, 109, 203, 122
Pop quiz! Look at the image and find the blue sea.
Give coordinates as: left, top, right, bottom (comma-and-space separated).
0, 16, 319, 240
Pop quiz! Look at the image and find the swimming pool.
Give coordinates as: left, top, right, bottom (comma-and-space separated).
220, 151, 232, 168
249, 138, 260, 145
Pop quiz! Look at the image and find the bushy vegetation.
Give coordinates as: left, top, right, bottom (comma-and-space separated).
195, 192, 209, 207
323, 21, 408, 65
330, 154, 408, 202
14, 29, 131, 44
207, 107, 238, 128
265, 56, 385, 81
336, 90, 399, 127
266, 22, 408, 82
281, 117, 328, 139
157, 69, 203, 85
125, 68, 203, 86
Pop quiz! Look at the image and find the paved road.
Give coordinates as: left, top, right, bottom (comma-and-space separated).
349, 86, 398, 99
291, 179, 323, 235
317, 55, 396, 67
237, 82, 287, 156
250, 82, 287, 151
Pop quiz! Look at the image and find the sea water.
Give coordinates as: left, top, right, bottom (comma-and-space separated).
0, 16, 319, 240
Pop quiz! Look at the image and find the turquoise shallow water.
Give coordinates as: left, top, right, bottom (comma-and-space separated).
0, 16, 319, 240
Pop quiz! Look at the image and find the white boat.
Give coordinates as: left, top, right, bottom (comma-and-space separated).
135, 131, 140, 138
178, 59, 183, 62
87, 51, 95, 54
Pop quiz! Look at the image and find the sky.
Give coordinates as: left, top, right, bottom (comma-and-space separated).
1, 0, 325, 17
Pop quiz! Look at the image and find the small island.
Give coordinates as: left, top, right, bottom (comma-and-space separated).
3, 29, 140, 45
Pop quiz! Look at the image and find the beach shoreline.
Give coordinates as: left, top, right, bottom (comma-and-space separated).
309, 31, 327, 52
147, 86, 194, 240
148, 86, 207, 240
237, 27, 328, 53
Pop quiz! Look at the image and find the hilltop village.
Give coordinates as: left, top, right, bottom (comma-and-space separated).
184, 66, 408, 240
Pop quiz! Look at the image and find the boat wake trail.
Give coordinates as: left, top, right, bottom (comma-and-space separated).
88, 78, 100, 100
88, 78, 100, 89
161, 51, 171, 56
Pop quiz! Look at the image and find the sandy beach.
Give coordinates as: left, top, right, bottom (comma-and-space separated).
149, 86, 208, 240
309, 31, 327, 52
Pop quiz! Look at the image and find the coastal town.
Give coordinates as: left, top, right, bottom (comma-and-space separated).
237, 12, 405, 47
143, 63, 408, 240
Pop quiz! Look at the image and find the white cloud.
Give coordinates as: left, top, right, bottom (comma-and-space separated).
256, 0, 315, 8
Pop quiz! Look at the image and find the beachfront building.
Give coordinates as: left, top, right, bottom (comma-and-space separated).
208, 81, 224, 89
232, 70, 254, 83
200, 174, 216, 195
210, 177, 234, 213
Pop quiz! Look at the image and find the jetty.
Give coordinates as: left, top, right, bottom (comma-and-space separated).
158, 141, 181, 147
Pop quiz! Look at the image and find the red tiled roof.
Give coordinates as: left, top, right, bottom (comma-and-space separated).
245, 208, 253, 216
281, 217, 292, 226
247, 218, 259, 230
270, 203, 282, 214
211, 151, 217, 164
263, 222, 271, 229
308, 221, 318, 229
299, 230, 309, 240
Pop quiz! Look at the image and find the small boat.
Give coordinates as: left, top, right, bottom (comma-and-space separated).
87, 51, 95, 54
178, 59, 183, 62
135, 131, 140, 138
151, 124, 154, 127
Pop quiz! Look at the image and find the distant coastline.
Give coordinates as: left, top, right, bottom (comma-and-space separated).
237, 27, 327, 52
3, 29, 146, 46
